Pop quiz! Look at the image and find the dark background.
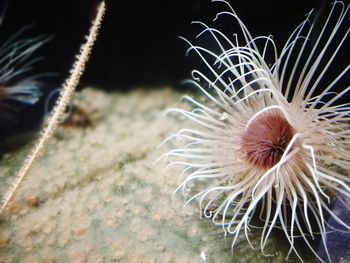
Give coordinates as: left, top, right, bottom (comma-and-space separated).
0, 0, 347, 143
1, 0, 326, 89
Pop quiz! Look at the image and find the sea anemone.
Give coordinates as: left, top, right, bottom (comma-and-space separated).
0, 31, 48, 122
159, 0, 350, 261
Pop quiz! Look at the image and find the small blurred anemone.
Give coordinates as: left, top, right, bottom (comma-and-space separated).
0, 28, 49, 124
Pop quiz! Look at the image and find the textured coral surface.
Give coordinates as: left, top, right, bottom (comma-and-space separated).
0, 88, 304, 262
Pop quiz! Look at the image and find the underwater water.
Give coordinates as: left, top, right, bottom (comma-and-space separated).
0, 0, 350, 262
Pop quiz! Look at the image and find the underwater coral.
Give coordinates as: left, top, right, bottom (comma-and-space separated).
0, 1, 106, 214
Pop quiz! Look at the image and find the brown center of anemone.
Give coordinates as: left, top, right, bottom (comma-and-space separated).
241, 113, 295, 169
